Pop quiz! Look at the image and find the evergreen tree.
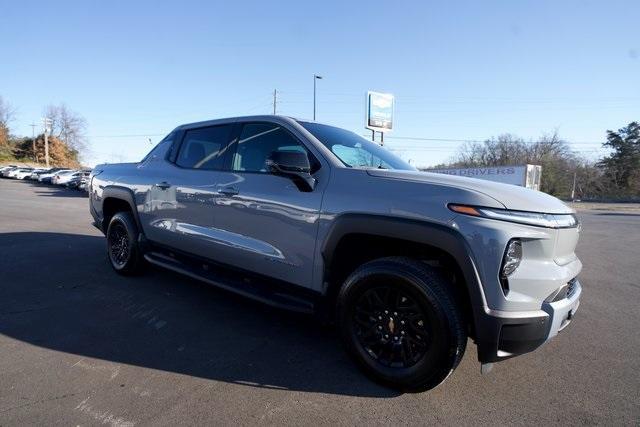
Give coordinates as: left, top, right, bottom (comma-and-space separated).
598, 122, 640, 195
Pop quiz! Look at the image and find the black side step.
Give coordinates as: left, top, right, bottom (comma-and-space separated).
144, 251, 316, 314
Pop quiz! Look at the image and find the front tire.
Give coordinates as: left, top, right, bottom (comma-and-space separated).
337, 257, 467, 392
106, 211, 144, 275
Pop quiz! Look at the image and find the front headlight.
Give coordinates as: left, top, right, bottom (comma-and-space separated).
449, 204, 578, 229
501, 239, 522, 277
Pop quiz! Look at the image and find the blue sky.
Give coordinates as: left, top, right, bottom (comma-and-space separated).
1, 0, 638, 167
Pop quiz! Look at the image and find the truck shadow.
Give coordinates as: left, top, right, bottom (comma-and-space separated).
25, 181, 88, 198
0, 231, 398, 398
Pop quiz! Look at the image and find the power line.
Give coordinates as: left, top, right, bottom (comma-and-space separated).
388, 147, 607, 153
85, 132, 607, 149
368, 135, 607, 145
277, 91, 640, 102
89, 133, 165, 138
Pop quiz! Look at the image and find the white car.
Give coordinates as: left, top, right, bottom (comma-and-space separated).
1, 166, 19, 177
0, 165, 18, 174
39, 169, 72, 183
6, 168, 32, 179
28, 168, 51, 180
52, 170, 80, 185
13, 168, 35, 180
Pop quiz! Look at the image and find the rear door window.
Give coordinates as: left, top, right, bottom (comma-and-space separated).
176, 124, 233, 170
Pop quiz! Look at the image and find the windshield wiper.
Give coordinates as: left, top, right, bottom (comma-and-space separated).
358, 165, 389, 170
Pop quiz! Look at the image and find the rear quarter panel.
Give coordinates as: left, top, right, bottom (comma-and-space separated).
91, 163, 149, 226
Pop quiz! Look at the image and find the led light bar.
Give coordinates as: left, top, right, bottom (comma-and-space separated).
449, 204, 579, 229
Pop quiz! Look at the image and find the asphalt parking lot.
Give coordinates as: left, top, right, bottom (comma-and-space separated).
1, 179, 639, 425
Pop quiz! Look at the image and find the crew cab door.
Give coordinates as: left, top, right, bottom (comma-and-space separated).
211, 122, 327, 288
141, 123, 236, 256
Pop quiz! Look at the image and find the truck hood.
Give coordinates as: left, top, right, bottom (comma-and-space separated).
366, 169, 574, 214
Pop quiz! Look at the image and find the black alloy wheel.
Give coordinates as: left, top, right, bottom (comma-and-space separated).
108, 222, 130, 268
353, 286, 431, 369
337, 257, 467, 392
106, 211, 144, 275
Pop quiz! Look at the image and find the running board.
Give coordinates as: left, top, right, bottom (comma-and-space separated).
143, 252, 316, 314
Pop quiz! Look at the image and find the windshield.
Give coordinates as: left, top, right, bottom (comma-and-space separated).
299, 122, 415, 171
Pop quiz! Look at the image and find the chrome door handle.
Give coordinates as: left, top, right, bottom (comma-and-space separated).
155, 182, 171, 190
219, 186, 239, 196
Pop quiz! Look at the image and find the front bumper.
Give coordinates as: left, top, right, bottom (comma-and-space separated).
476, 279, 582, 363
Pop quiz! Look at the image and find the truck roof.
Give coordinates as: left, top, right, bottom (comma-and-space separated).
175, 115, 307, 131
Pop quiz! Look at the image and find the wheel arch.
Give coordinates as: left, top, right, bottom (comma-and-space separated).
101, 186, 143, 233
321, 214, 487, 339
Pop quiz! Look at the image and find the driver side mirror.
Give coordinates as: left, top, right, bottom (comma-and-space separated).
266, 151, 316, 192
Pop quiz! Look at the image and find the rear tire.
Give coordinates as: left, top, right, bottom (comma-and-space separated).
337, 257, 466, 392
106, 211, 145, 275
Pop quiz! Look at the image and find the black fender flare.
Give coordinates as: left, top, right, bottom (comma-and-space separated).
320, 213, 489, 344
101, 185, 144, 233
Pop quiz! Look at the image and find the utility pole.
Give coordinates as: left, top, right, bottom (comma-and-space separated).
29, 122, 37, 162
42, 117, 52, 168
313, 74, 322, 120
571, 170, 577, 201
272, 89, 277, 115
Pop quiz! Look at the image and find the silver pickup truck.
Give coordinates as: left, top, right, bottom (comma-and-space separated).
89, 115, 582, 391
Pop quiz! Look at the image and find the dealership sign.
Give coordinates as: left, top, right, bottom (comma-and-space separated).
366, 91, 394, 132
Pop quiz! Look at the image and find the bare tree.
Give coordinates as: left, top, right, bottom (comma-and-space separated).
529, 131, 573, 160
454, 134, 529, 167
0, 96, 17, 157
0, 96, 16, 130
44, 104, 87, 156
438, 132, 581, 198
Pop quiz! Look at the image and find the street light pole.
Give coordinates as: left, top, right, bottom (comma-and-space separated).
42, 117, 52, 168
273, 89, 277, 115
313, 74, 322, 120
30, 122, 37, 162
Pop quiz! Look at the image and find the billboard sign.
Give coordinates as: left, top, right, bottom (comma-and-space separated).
366, 91, 394, 132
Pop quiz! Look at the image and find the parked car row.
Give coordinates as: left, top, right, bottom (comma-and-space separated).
0, 165, 92, 192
